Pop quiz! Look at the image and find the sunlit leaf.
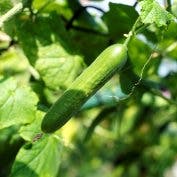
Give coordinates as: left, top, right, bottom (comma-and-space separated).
0, 78, 38, 129
140, 0, 174, 27
10, 134, 63, 177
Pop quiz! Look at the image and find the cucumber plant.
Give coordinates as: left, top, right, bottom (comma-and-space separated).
0, 1, 176, 177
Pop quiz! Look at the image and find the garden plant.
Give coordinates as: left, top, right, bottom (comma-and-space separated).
0, 0, 177, 177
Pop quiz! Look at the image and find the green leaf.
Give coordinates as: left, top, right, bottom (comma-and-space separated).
0, 78, 38, 129
102, 3, 138, 40
12, 14, 72, 65
10, 134, 63, 177
19, 111, 44, 141
35, 50, 84, 90
6, 14, 85, 90
140, 0, 174, 27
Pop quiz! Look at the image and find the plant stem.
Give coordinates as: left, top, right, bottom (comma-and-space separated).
135, 23, 149, 34
124, 16, 141, 46
0, 3, 23, 28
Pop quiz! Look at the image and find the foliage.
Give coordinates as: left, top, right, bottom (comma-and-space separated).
0, 0, 177, 177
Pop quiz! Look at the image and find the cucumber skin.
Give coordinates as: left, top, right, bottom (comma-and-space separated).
41, 44, 127, 133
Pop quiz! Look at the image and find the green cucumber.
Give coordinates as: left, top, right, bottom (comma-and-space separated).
41, 44, 127, 133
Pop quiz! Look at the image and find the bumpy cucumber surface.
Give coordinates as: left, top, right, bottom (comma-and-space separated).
41, 44, 127, 133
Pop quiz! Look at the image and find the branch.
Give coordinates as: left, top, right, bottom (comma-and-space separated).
133, 1, 138, 8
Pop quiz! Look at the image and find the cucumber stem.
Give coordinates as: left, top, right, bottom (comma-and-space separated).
124, 16, 141, 46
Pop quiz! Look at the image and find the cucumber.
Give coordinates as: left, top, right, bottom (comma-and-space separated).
41, 44, 127, 133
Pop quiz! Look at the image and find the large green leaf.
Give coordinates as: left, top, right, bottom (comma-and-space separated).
10, 134, 63, 177
0, 78, 38, 129
140, 0, 174, 27
11, 14, 84, 90
12, 14, 72, 65
102, 3, 138, 41
35, 48, 84, 90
